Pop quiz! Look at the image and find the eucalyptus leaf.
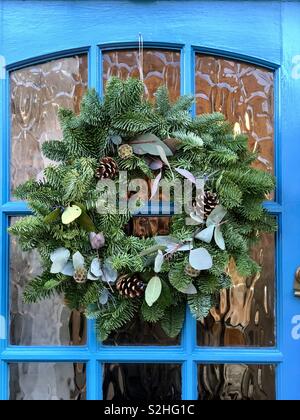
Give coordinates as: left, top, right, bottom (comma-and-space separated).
77, 212, 96, 232
150, 171, 162, 199
145, 276, 162, 307
177, 243, 193, 252
181, 283, 198, 295
190, 212, 204, 225
90, 258, 103, 278
154, 236, 178, 246
50, 248, 70, 274
156, 145, 173, 174
154, 250, 164, 273
102, 259, 118, 283
154, 235, 192, 253
61, 205, 82, 225
73, 251, 85, 270
61, 261, 75, 277
175, 168, 196, 184
50, 247, 70, 263
87, 270, 98, 281
44, 280, 61, 290
149, 159, 163, 170
44, 208, 62, 224
99, 289, 109, 305
50, 261, 65, 274
214, 226, 226, 250
207, 205, 227, 226
131, 133, 173, 157
189, 248, 213, 270
111, 135, 122, 145
139, 244, 166, 257
195, 224, 215, 243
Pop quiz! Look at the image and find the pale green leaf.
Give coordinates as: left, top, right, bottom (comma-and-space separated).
145, 276, 162, 307
189, 248, 213, 270
61, 205, 82, 225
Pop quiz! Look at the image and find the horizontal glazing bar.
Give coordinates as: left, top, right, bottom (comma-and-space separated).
2, 200, 282, 215
1, 347, 283, 363
192, 348, 283, 363
1, 347, 93, 362
263, 202, 282, 213
2, 201, 31, 214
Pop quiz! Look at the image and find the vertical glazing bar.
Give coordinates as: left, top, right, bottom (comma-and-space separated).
182, 360, 198, 400
182, 308, 197, 399
86, 359, 101, 400
0, 361, 8, 400
181, 44, 198, 400
86, 44, 101, 400
0, 60, 9, 399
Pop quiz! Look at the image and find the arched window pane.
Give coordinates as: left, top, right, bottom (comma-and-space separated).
10, 55, 88, 197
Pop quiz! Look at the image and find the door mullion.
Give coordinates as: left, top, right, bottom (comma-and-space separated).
87, 358, 102, 400
0, 65, 9, 400
0, 361, 8, 400
85, 44, 101, 400
182, 308, 197, 399
180, 43, 198, 400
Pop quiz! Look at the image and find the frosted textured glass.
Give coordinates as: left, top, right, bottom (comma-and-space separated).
198, 364, 276, 400
103, 363, 181, 400
10, 55, 87, 196
10, 217, 86, 346
103, 49, 180, 101
198, 233, 275, 347
10, 363, 86, 400
195, 55, 274, 176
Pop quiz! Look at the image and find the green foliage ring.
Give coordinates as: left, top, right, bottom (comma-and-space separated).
9, 77, 276, 341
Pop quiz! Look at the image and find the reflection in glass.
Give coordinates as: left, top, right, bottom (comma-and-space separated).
198, 233, 275, 347
10, 55, 88, 196
198, 364, 276, 400
9, 363, 86, 400
10, 217, 86, 346
195, 55, 274, 175
103, 364, 181, 400
104, 316, 180, 346
103, 49, 181, 101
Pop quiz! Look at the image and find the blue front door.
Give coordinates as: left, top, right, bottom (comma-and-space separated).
1, 0, 300, 400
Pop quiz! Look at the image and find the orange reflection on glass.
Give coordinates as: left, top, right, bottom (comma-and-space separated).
195, 55, 274, 177
198, 233, 275, 347
103, 49, 181, 101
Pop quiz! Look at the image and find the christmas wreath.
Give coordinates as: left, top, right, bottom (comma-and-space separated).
10, 77, 276, 341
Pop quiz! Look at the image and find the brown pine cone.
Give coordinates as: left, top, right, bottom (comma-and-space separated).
95, 157, 118, 180
195, 191, 219, 221
116, 273, 145, 298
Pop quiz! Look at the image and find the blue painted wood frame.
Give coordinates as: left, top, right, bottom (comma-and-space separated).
0, 0, 300, 400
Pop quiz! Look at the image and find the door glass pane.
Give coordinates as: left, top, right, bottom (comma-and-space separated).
10, 54, 88, 197
198, 364, 276, 400
10, 217, 87, 346
9, 363, 86, 400
103, 363, 181, 400
195, 54, 274, 178
103, 49, 181, 100
198, 232, 275, 347
104, 317, 180, 346
102, 48, 181, 345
